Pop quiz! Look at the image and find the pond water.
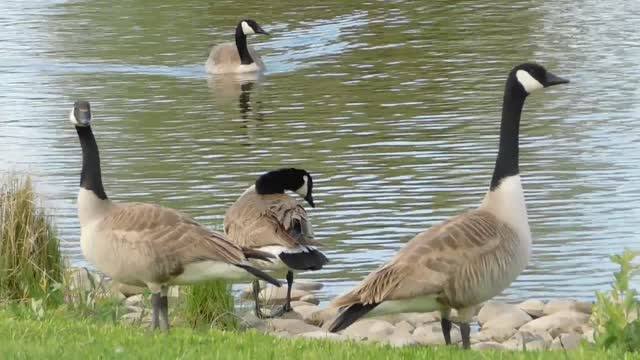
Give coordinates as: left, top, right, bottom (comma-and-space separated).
1, 0, 640, 303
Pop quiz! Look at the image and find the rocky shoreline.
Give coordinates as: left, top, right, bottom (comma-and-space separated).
71, 268, 596, 351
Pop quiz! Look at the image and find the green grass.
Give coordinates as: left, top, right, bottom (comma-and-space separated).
0, 311, 637, 360
182, 280, 237, 330
0, 175, 63, 306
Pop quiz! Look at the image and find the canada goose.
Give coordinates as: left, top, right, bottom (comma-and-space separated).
327, 63, 569, 348
206, 19, 269, 75
70, 101, 281, 332
224, 168, 328, 317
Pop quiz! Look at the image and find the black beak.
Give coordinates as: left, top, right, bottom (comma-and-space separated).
75, 107, 92, 125
255, 25, 270, 35
544, 71, 570, 87
305, 194, 315, 208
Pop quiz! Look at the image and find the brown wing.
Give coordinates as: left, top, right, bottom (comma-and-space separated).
210, 42, 241, 66
224, 189, 317, 249
332, 210, 514, 307
98, 202, 247, 269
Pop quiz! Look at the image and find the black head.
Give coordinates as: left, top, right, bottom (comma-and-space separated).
237, 19, 269, 36
255, 168, 314, 207
70, 100, 92, 127
510, 63, 569, 95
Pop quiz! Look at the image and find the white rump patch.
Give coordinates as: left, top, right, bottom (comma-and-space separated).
295, 175, 309, 198
170, 261, 248, 284
241, 21, 255, 35
367, 295, 441, 318
516, 70, 544, 93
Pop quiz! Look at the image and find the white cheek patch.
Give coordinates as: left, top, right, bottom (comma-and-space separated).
295, 175, 309, 197
241, 21, 255, 35
69, 108, 79, 126
516, 70, 544, 93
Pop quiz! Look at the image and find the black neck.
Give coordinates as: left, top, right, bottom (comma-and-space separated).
235, 26, 253, 65
489, 78, 527, 191
76, 126, 108, 200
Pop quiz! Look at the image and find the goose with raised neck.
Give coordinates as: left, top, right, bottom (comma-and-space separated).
70, 101, 282, 332
327, 63, 569, 349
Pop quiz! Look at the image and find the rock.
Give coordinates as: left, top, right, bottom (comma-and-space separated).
395, 320, 415, 334
378, 312, 439, 326
478, 302, 527, 325
543, 299, 592, 316
313, 307, 340, 327
472, 327, 517, 343
117, 283, 146, 297
482, 310, 532, 331
502, 330, 552, 351
385, 328, 418, 347
293, 304, 320, 323
582, 326, 595, 344
297, 331, 347, 342
290, 300, 315, 308
300, 294, 320, 305
293, 280, 323, 291
167, 286, 180, 298
472, 341, 505, 351
68, 268, 104, 292
125, 305, 144, 314
558, 333, 583, 350
269, 319, 320, 335
520, 311, 589, 338
239, 312, 268, 332
121, 311, 144, 325
342, 319, 395, 341
124, 294, 144, 307
259, 287, 310, 305
518, 299, 545, 318
412, 323, 461, 345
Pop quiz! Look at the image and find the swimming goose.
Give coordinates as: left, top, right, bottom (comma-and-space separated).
327, 63, 569, 349
70, 101, 281, 332
224, 168, 328, 318
206, 19, 269, 75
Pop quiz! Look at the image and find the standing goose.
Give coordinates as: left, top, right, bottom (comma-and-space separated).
206, 19, 269, 75
224, 168, 329, 317
70, 101, 281, 332
327, 63, 569, 348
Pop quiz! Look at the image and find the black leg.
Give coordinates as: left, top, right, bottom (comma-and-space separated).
460, 323, 471, 349
283, 270, 294, 312
252, 280, 268, 319
159, 295, 169, 332
441, 318, 452, 345
151, 293, 161, 330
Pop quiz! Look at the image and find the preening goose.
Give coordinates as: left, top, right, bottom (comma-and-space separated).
206, 19, 269, 75
327, 63, 569, 348
224, 168, 328, 317
70, 101, 281, 332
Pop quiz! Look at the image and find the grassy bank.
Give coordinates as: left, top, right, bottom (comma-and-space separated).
0, 311, 636, 360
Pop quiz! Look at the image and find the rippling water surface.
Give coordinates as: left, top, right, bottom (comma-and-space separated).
1, 0, 639, 303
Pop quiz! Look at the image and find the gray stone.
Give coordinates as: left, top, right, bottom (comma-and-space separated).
478, 302, 527, 325
259, 287, 311, 305
472, 341, 505, 351
543, 299, 592, 316
125, 305, 144, 314
293, 304, 320, 323
482, 310, 532, 331
297, 331, 347, 342
394, 320, 415, 334
342, 319, 395, 341
412, 323, 461, 345
582, 326, 595, 344
502, 330, 552, 351
314, 307, 340, 328
378, 312, 439, 326
292, 280, 323, 291
269, 319, 320, 335
520, 311, 589, 338
385, 328, 418, 348
124, 294, 144, 307
300, 294, 320, 305
290, 300, 315, 308
559, 333, 583, 350
117, 283, 146, 297
472, 327, 517, 343
68, 268, 105, 292
518, 299, 545, 318
121, 311, 144, 325
239, 312, 268, 332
